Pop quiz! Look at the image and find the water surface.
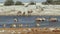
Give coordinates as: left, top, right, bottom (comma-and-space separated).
0, 16, 60, 28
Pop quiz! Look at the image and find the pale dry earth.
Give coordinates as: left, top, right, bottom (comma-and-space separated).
0, 5, 60, 16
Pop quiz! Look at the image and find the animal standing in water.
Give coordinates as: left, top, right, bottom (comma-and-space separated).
14, 18, 18, 22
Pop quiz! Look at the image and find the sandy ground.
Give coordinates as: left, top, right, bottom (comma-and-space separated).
0, 28, 60, 34
0, 5, 60, 16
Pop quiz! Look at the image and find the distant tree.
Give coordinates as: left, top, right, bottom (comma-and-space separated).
42, 0, 53, 5
4, 0, 14, 6
29, 2, 36, 5
47, 0, 53, 4
15, 1, 24, 5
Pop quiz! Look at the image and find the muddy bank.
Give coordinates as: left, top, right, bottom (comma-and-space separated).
0, 28, 60, 34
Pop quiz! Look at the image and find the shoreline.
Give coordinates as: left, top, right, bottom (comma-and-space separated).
0, 28, 60, 34
0, 15, 60, 16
